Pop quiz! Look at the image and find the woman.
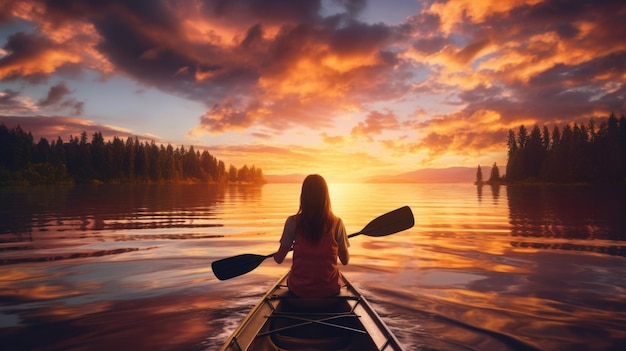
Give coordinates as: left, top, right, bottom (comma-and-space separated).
274, 174, 349, 297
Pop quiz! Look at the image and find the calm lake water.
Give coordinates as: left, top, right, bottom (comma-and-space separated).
1, 183, 625, 351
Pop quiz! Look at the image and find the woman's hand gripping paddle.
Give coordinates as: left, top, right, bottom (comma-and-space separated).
211, 206, 414, 281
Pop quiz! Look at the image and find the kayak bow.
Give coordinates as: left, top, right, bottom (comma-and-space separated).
220, 272, 405, 351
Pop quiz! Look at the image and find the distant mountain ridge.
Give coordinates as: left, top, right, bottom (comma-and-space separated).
266, 167, 484, 183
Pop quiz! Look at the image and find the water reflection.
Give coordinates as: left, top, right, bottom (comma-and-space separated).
2, 183, 626, 351
1, 184, 226, 235
476, 184, 501, 205
0, 184, 266, 265
491, 184, 501, 203
507, 185, 626, 257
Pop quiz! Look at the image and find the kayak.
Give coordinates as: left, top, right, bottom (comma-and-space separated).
220, 271, 405, 351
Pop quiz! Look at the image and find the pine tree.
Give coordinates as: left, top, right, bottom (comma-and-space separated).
506, 129, 519, 181
475, 165, 483, 185
489, 162, 500, 183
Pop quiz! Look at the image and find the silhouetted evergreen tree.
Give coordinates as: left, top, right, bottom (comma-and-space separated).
0, 124, 9, 169
595, 113, 623, 183
199, 150, 215, 182
542, 126, 551, 150
524, 125, 545, 180
489, 162, 500, 183
475, 165, 483, 185
125, 137, 136, 181
148, 141, 162, 182
8, 126, 33, 171
35, 138, 50, 164
134, 137, 149, 182
228, 164, 238, 182
91, 132, 106, 181
52, 136, 66, 166
506, 128, 521, 181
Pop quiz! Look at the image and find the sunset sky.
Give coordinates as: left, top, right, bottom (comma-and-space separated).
0, 0, 625, 182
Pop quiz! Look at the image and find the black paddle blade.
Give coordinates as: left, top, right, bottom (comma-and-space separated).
211, 253, 270, 281
354, 206, 414, 238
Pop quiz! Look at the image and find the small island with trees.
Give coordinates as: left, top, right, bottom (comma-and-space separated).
477, 113, 626, 185
0, 124, 265, 186
475, 162, 503, 185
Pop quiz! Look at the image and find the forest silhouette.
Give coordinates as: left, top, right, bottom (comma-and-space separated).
0, 125, 265, 185
505, 113, 626, 184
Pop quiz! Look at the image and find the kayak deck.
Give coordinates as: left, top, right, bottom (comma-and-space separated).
220, 272, 404, 351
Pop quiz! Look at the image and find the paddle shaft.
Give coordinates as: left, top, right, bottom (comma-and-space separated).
266, 230, 365, 258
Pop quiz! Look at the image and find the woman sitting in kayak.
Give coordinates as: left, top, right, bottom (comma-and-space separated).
273, 174, 350, 298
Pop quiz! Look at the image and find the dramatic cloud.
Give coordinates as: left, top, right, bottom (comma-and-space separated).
0, 32, 79, 82
0, 89, 37, 113
0, 82, 84, 117
0, 0, 624, 176
394, 0, 626, 164
38, 82, 84, 115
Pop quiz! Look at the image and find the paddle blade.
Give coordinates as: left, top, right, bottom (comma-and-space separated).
211, 253, 270, 281
354, 206, 414, 238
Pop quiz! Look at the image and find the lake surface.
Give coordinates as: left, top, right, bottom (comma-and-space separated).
1, 183, 625, 351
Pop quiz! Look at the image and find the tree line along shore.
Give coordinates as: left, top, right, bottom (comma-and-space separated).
477, 113, 626, 185
0, 124, 265, 186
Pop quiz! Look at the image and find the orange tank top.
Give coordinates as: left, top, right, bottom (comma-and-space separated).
288, 219, 340, 297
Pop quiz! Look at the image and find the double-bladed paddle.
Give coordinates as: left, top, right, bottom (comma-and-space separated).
211, 206, 414, 281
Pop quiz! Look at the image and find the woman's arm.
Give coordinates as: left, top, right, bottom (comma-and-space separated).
336, 218, 350, 265
274, 241, 290, 264
338, 245, 349, 265
274, 216, 296, 264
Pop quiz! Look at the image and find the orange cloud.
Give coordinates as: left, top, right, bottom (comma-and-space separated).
430, 0, 545, 33
379, 109, 514, 166
0, 44, 81, 80
351, 110, 401, 141
322, 133, 345, 146
191, 96, 267, 135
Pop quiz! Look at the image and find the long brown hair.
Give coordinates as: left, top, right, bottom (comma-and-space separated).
296, 174, 335, 243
